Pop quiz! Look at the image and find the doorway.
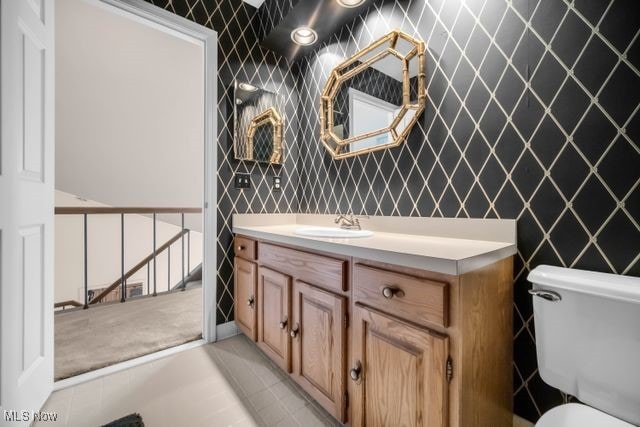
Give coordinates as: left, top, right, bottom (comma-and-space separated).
51, 0, 218, 382
0, 0, 217, 415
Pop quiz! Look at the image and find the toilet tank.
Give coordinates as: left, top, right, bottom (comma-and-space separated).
528, 265, 640, 425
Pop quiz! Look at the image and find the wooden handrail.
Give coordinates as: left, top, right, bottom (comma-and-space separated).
55, 207, 202, 215
89, 229, 189, 304
54, 300, 83, 309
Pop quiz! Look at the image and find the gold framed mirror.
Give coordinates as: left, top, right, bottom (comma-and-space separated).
234, 81, 284, 164
320, 30, 426, 159
246, 107, 283, 164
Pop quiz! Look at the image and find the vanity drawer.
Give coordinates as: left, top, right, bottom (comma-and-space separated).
353, 264, 448, 328
259, 243, 347, 293
235, 236, 257, 260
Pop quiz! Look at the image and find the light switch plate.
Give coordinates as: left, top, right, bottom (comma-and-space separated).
234, 173, 251, 189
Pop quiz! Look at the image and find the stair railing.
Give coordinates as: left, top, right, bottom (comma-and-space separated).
55, 207, 202, 309
54, 300, 83, 310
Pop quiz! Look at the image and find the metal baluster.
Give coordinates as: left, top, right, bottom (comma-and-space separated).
83, 214, 89, 309
147, 262, 150, 295
187, 230, 190, 275
181, 213, 185, 291
168, 246, 171, 292
153, 213, 157, 296
121, 213, 126, 303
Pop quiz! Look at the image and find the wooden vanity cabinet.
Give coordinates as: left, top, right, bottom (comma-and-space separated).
291, 280, 347, 421
254, 242, 350, 422
233, 257, 257, 340
350, 263, 451, 427
234, 235, 257, 261
350, 259, 513, 427
233, 235, 514, 427
257, 266, 292, 372
233, 236, 258, 340
350, 303, 449, 426
353, 264, 448, 328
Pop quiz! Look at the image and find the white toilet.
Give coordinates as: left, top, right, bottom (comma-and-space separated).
528, 265, 640, 427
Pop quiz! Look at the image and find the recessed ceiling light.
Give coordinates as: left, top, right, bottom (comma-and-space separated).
336, 0, 365, 8
238, 82, 257, 92
291, 27, 318, 46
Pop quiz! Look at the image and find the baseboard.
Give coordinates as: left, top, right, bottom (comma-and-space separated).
53, 339, 206, 391
216, 320, 239, 340
513, 414, 535, 427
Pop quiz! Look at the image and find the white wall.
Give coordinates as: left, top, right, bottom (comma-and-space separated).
55, 0, 204, 231
55, 191, 203, 304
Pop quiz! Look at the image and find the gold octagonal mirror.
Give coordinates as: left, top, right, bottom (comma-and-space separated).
320, 30, 426, 159
246, 107, 283, 164
234, 80, 284, 164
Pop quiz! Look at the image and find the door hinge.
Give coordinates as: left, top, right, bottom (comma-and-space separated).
343, 391, 349, 408
446, 356, 453, 383
344, 313, 349, 329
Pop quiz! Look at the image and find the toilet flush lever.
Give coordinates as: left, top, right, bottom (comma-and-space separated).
528, 289, 562, 302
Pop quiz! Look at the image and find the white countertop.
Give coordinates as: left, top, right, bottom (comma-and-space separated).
232, 214, 517, 275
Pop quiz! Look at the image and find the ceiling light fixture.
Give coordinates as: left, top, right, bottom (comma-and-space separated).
238, 82, 258, 92
291, 27, 318, 46
336, 0, 365, 8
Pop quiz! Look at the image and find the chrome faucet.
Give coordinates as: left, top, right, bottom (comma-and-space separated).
334, 213, 369, 230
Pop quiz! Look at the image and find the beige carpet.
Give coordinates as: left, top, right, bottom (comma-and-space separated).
55, 286, 202, 380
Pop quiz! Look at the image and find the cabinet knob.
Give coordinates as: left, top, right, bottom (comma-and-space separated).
247, 296, 254, 307
290, 324, 299, 338
237, 245, 245, 251
279, 318, 288, 329
350, 361, 362, 381
382, 286, 403, 299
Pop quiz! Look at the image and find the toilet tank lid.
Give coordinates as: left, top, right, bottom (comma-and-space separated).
528, 265, 640, 304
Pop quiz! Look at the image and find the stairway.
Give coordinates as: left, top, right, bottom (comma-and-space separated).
172, 263, 202, 291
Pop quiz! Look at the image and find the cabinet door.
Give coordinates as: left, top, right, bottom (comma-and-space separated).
234, 257, 257, 341
257, 267, 292, 372
350, 304, 449, 427
291, 281, 347, 422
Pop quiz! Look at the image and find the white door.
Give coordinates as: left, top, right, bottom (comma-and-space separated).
349, 87, 397, 152
0, 0, 55, 424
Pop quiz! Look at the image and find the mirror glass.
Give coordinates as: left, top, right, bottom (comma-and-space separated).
252, 121, 274, 161
320, 31, 426, 159
234, 81, 284, 164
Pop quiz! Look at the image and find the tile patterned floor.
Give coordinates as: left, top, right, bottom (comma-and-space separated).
38, 335, 338, 427
40, 333, 534, 427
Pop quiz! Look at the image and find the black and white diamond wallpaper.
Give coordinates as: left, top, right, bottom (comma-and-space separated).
147, 0, 639, 422
296, 0, 639, 421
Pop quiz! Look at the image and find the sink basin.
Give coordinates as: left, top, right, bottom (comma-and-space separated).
294, 226, 374, 238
